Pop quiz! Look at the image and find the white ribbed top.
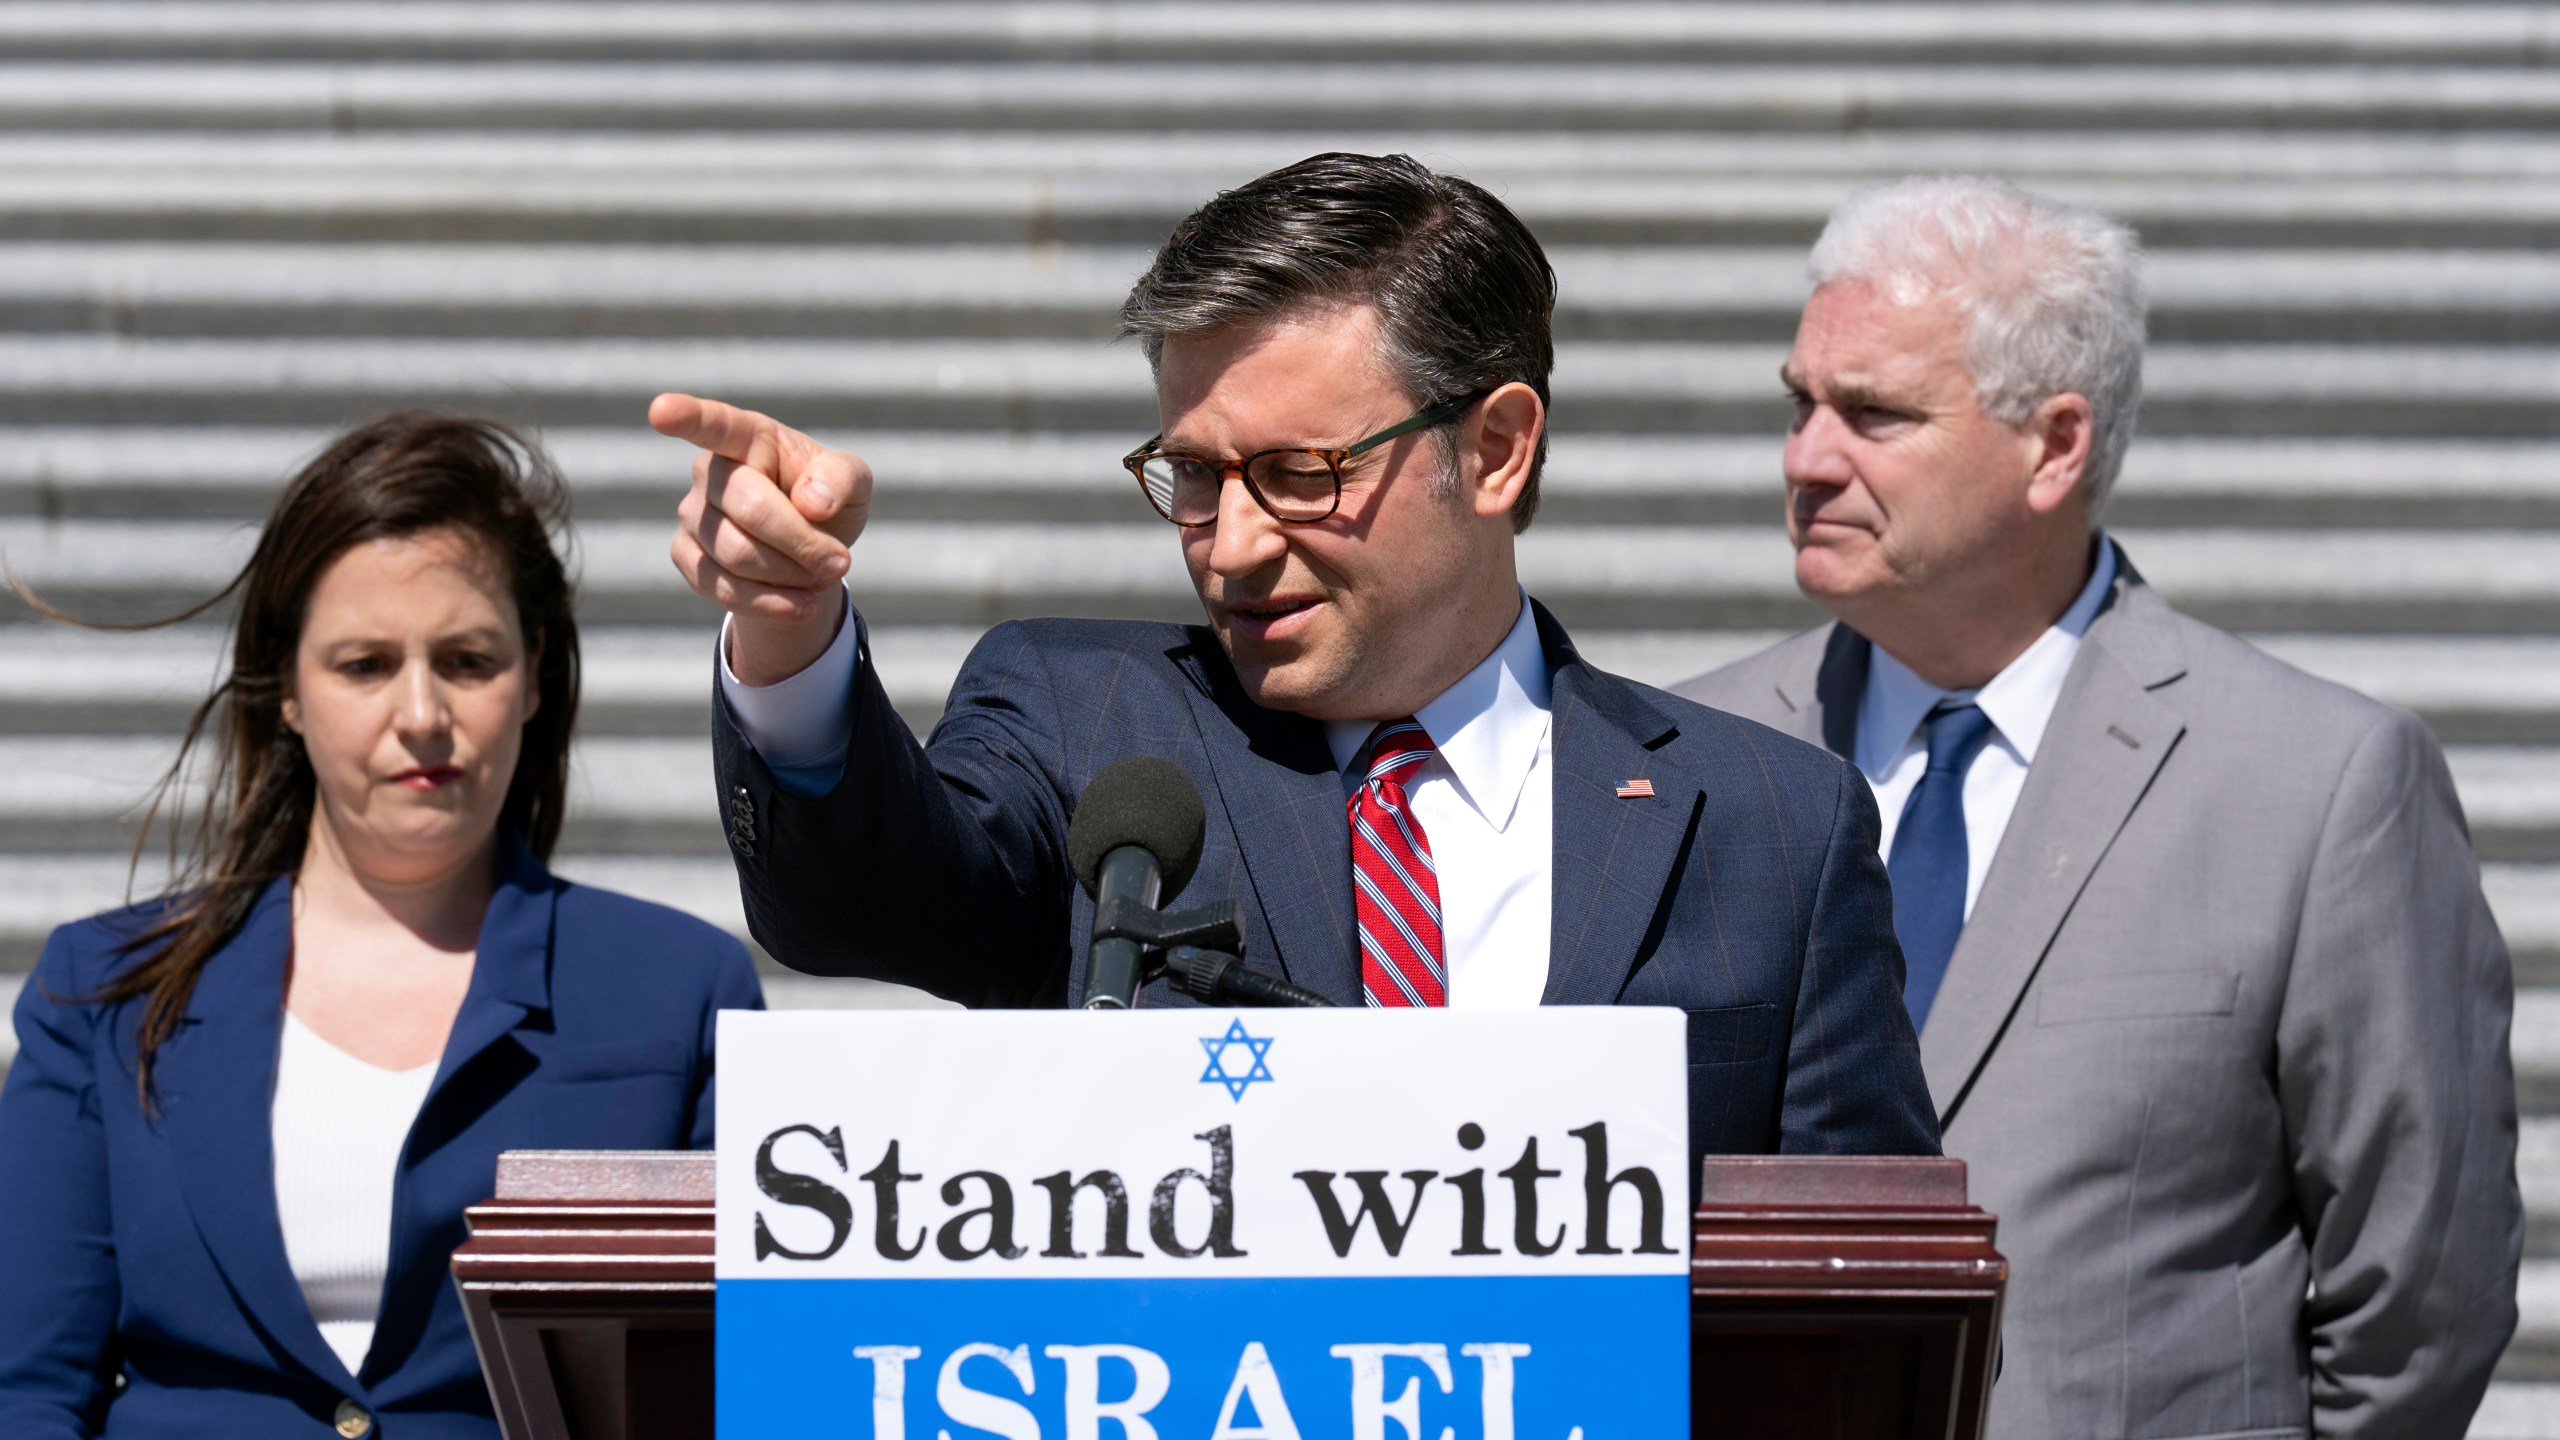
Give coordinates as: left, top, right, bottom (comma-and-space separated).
271, 1009, 437, 1376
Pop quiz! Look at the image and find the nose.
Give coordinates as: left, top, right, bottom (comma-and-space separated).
1202, 470, 1288, 581
390, 657, 451, 743
1783, 401, 1856, 494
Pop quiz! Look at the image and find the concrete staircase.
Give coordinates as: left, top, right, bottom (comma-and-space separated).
0, 3, 2552, 1428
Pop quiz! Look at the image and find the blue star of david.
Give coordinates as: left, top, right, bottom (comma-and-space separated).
1198, 1020, 1276, 1101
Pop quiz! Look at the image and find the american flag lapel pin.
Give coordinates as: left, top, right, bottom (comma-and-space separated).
1615, 778, 1656, 798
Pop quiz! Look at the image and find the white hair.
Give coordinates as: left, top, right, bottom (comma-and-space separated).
1808, 175, 2146, 523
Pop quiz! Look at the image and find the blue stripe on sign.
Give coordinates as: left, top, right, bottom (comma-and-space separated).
719, 1274, 1687, 1438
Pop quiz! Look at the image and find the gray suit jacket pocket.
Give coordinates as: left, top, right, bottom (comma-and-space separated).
1685, 1003, 1777, 1065
2035, 970, 2240, 1026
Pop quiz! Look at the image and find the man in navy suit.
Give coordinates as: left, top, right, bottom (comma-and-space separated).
654, 152, 1938, 1170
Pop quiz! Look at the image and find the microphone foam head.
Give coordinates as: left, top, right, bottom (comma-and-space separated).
1068, 757, 1207, 903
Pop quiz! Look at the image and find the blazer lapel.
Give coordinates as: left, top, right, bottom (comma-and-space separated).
365, 837, 557, 1381
1172, 640, 1362, 1003
153, 876, 360, 1391
1536, 605, 1702, 1007
1920, 572, 2189, 1121
416, 834, 554, 1111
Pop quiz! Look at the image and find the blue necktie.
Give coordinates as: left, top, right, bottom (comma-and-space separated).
1888, 702, 1998, 1031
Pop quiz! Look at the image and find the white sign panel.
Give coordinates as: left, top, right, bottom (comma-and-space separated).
717, 1008, 1689, 1437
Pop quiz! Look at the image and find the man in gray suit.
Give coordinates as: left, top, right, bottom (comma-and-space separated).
1677, 176, 2521, 1438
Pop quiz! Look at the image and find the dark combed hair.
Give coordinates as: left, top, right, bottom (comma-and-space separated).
1118, 151, 1559, 532
17, 412, 580, 1103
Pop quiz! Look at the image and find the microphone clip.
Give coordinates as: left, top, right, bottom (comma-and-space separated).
1089, 897, 1244, 956
1086, 899, 1335, 1008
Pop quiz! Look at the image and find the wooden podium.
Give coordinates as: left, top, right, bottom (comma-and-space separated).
454, 1149, 2004, 1440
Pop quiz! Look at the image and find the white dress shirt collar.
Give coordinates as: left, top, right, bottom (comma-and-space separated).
1856, 536, 2118, 777
1324, 594, 1553, 832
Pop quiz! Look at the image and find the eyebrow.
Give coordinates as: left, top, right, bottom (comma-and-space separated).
312, 626, 511, 650
1779, 367, 1901, 412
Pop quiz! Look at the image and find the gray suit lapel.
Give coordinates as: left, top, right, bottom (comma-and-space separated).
1737, 621, 1855, 755
1920, 573, 2190, 1122
1536, 607, 1700, 1007
1172, 645, 1361, 1003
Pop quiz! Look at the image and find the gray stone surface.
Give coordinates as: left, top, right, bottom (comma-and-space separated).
0, 1, 2550, 1426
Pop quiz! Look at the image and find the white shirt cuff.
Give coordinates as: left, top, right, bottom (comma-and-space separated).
717, 587, 859, 773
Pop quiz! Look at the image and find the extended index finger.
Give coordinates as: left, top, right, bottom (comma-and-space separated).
649, 392, 779, 469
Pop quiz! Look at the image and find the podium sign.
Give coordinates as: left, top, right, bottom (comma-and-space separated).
715, 1009, 1688, 1438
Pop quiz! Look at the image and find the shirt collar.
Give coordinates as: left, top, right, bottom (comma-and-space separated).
1325, 593, 1554, 831
1857, 533, 2117, 773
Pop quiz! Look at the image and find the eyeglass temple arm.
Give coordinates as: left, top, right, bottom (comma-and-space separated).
1341, 389, 1491, 459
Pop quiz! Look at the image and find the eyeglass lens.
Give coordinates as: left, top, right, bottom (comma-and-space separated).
1138, 452, 1339, 524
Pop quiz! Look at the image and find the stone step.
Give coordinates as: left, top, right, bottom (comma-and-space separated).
2527, 1117, 2560, 1259
11, 518, 2559, 633
7, 428, 2556, 531
2495, 868, 2560, 988
2, 728, 2550, 859
7, 3, 2552, 66
2472, 1381, 2560, 1440
8, 620, 2557, 747
2506, 1260, 2560, 1382
0, 847, 2546, 1024
0, 335, 2543, 437
10, 128, 2556, 183
7, 62, 2560, 136
2513, 991, 2560, 1114
1, 243, 2552, 347
2, 154, 2554, 248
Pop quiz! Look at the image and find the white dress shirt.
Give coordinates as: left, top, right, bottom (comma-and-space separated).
1856, 538, 2117, 918
720, 593, 1556, 1007
1322, 597, 1553, 1010
272, 1010, 437, 1375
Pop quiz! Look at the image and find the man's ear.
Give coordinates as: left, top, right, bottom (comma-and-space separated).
2023, 391, 2096, 519
1468, 381, 1544, 522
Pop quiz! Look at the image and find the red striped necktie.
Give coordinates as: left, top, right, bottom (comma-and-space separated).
1351, 718, 1446, 1008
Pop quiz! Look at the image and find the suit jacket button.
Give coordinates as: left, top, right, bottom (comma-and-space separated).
334, 1400, 374, 1438
733, 833, 757, 858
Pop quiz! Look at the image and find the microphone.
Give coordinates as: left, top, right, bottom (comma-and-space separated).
1068, 757, 1206, 1010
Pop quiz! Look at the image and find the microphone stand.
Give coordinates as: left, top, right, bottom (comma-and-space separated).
1081, 898, 1336, 1008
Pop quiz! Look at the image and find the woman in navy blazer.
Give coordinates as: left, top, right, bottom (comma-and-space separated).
0, 414, 760, 1439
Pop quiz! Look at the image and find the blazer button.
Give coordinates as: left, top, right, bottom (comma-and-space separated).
333, 1399, 374, 1438
732, 832, 757, 858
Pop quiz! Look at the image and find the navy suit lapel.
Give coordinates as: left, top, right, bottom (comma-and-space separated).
153, 876, 359, 1392
1534, 606, 1700, 1007
364, 837, 557, 1380
1171, 639, 1361, 1003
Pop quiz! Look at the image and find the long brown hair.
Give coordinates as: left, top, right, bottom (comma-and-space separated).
18, 412, 580, 1101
